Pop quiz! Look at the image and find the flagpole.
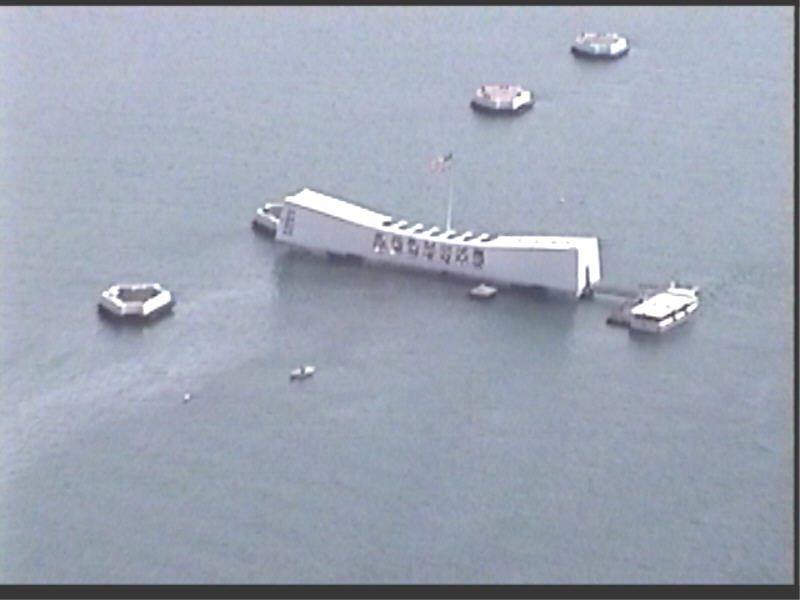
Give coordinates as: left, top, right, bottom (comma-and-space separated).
445, 161, 454, 231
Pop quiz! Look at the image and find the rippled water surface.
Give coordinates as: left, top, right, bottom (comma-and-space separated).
0, 6, 794, 584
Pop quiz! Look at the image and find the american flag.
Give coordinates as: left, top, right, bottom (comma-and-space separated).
430, 152, 453, 172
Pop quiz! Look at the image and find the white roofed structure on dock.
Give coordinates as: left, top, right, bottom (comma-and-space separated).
630, 291, 693, 321
256, 187, 602, 298
628, 283, 699, 333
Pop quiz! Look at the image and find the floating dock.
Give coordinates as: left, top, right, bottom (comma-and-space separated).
600, 283, 699, 333
606, 298, 639, 327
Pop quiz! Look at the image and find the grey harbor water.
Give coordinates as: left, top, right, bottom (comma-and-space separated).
0, 6, 794, 586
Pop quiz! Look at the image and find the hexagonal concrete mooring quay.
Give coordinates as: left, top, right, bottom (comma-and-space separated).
97, 283, 174, 321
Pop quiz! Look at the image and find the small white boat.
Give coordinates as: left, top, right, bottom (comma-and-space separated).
290, 365, 315, 381
470, 84, 533, 113
571, 32, 629, 59
469, 283, 498, 299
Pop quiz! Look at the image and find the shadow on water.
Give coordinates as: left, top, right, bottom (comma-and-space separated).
271, 247, 579, 335
487, 284, 579, 339
468, 109, 533, 129
273, 247, 574, 298
272, 248, 377, 294
96, 307, 176, 335
569, 44, 633, 68
468, 106, 534, 120
570, 55, 631, 68
626, 318, 696, 349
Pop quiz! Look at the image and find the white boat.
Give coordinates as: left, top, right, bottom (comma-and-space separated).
469, 283, 498, 299
628, 283, 699, 333
470, 84, 533, 113
571, 32, 629, 59
97, 283, 174, 320
258, 188, 602, 298
290, 365, 315, 381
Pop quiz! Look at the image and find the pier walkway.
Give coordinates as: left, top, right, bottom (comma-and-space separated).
590, 284, 639, 299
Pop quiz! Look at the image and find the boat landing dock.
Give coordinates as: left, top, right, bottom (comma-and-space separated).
590, 284, 640, 299
593, 282, 700, 332
589, 283, 654, 327
606, 298, 638, 327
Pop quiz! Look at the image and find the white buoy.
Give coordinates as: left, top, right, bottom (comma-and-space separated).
183, 393, 192, 402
